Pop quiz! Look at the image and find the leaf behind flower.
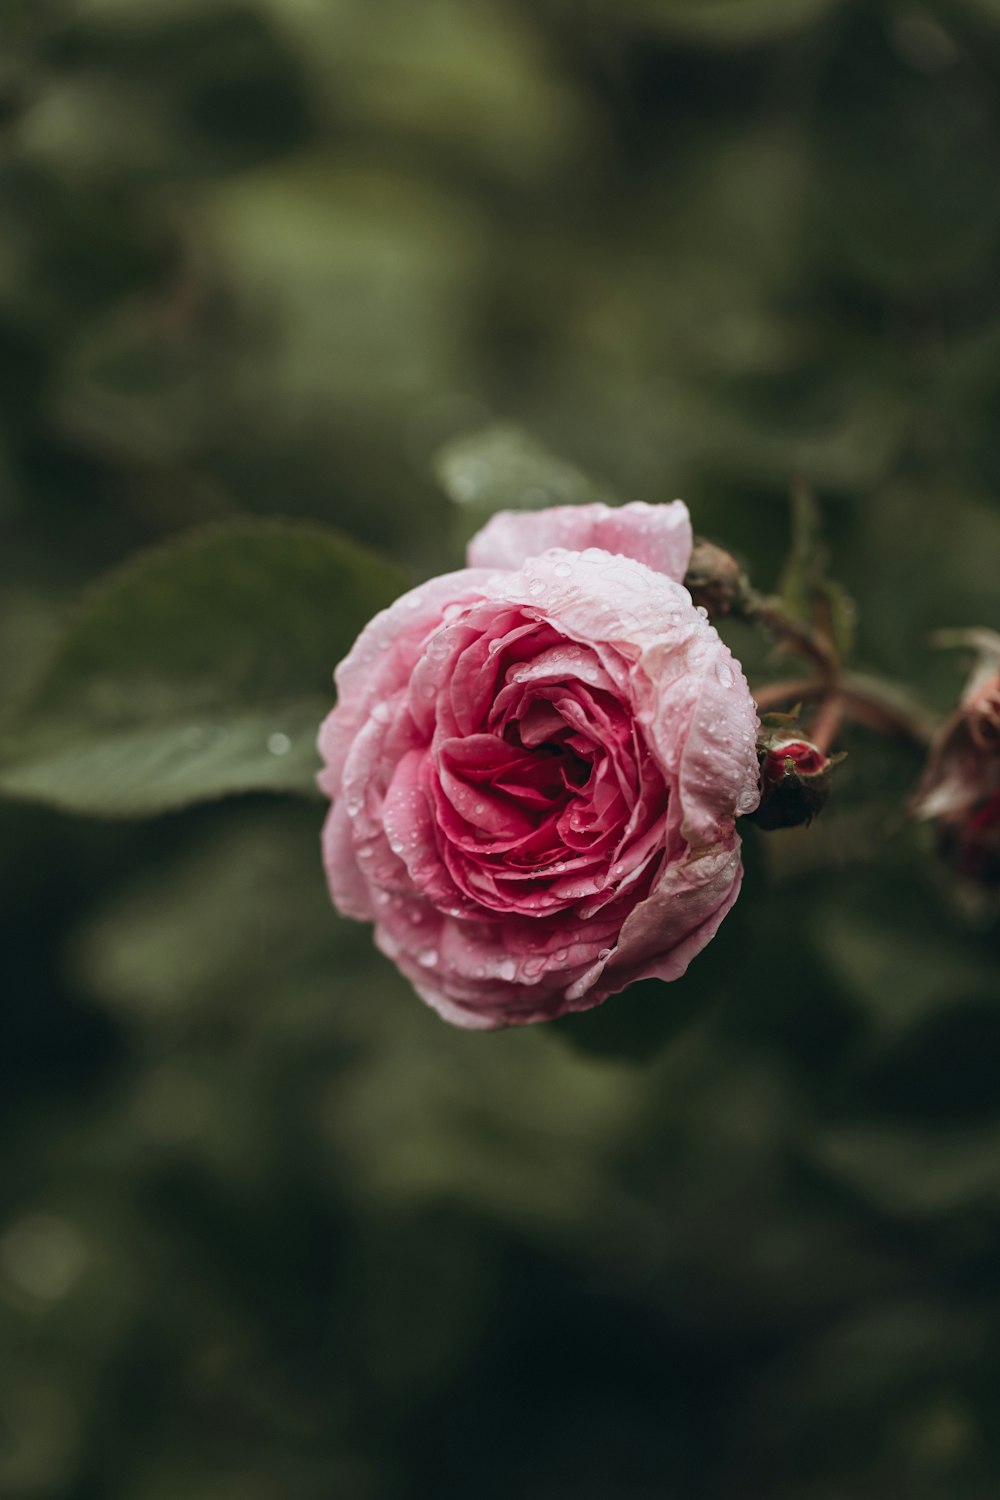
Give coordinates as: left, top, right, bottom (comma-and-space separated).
435, 423, 619, 530
0, 520, 407, 817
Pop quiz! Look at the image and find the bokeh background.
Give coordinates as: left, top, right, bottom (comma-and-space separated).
3, 0, 1000, 1495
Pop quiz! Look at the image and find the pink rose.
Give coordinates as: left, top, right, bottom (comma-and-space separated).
912, 630, 1000, 888
912, 645, 1000, 825
318, 501, 760, 1029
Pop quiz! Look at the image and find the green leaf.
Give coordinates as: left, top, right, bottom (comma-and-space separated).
0, 520, 407, 817
435, 424, 618, 524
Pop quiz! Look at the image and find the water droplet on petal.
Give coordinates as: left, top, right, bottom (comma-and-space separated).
715, 659, 735, 688
553, 561, 573, 578
498, 959, 517, 982
417, 948, 439, 968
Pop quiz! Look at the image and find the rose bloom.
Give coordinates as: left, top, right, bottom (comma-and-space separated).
318, 503, 760, 1029
913, 632, 1000, 888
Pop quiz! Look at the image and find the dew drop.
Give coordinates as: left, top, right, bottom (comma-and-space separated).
553, 561, 573, 578
498, 959, 517, 982
371, 702, 391, 723
528, 580, 545, 597
554, 947, 569, 962
267, 732, 292, 756
417, 948, 439, 968
715, 659, 735, 688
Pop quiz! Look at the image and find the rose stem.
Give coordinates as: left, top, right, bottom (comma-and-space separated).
752, 677, 823, 714
810, 693, 845, 755
740, 589, 839, 679
841, 672, 937, 748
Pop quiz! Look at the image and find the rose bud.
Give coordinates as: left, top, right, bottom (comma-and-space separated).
912, 634, 1000, 823
318, 501, 761, 1030
750, 736, 833, 831
684, 538, 749, 618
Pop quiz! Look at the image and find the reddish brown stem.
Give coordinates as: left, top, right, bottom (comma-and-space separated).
810, 693, 845, 755
742, 589, 839, 680
752, 673, 936, 749
752, 677, 823, 714
841, 672, 937, 749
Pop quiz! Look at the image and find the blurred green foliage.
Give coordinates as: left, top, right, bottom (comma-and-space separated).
2, 1, 1000, 1496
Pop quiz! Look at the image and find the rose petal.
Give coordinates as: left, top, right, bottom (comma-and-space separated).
467, 501, 693, 581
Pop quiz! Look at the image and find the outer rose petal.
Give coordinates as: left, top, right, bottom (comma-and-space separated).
467, 500, 693, 582
317, 567, 493, 795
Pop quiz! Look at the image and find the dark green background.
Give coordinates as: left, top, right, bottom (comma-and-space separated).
2, 1, 1000, 1496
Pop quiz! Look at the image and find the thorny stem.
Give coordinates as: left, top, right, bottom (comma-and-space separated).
751, 677, 817, 715
685, 541, 839, 678
751, 672, 936, 749
840, 672, 937, 748
740, 588, 840, 680
685, 536, 939, 753
809, 692, 845, 756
